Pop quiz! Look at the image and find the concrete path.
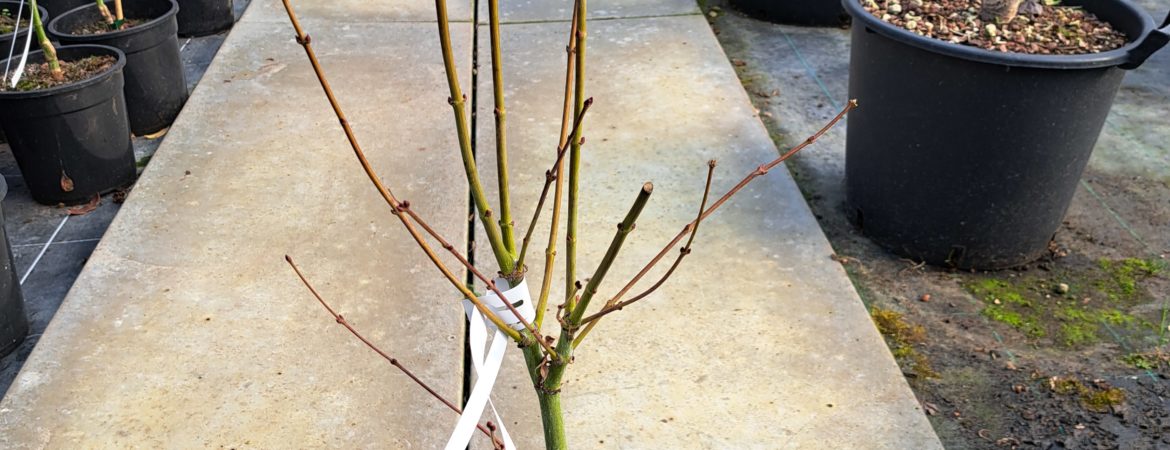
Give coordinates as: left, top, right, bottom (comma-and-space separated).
0, 0, 941, 448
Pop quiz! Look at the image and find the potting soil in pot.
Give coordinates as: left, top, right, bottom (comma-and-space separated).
0, 55, 115, 91
70, 17, 146, 35
861, 0, 1128, 54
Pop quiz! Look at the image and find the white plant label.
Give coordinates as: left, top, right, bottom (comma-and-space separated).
446, 278, 535, 450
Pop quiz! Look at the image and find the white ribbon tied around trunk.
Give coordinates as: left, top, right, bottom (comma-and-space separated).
446, 278, 536, 450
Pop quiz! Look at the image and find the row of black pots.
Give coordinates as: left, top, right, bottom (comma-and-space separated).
0, 45, 136, 205
0, 2, 46, 57
50, 0, 187, 135
36, 0, 233, 37
840, 0, 1168, 269
0, 0, 218, 204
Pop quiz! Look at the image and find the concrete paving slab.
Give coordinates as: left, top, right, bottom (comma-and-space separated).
482, 0, 699, 23
246, 0, 474, 23
0, 0, 252, 404
0, 20, 475, 447
471, 15, 940, 449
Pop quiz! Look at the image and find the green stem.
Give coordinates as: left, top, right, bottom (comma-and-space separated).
433, 0, 515, 277
568, 182, 653, 324
533, 2, 581, 328
487, 0, 517, 260
565, 0, 588, 313
520, 331, 567, 450
28, 0, 60, 79
536, 391, 567, 450
95, 0, 115, 24
540, 183, 652, 436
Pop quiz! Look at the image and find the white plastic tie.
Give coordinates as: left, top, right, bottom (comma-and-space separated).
446, 278, 535, 450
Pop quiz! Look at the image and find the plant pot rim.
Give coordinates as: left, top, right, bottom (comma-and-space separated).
0, 44, 125, 99
46, 0, 179, 43
841, 0, 1159, 70
0, 2, 47, 39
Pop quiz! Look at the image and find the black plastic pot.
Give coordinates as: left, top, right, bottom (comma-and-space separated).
0, 45, 136, 205
50, 0, 186, 135
842, 0, 1169, 269
0, 175, 27, 358
176, 0, 233, 37
731, 0, 848, 26
37, 0, 88, 20
0, 1, 47, 60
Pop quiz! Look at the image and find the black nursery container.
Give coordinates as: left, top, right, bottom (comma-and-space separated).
37, 0, 87, 20
0, 45, 136, 205
50, 0, 187, 135
176, 0, 233, 37
731, 0, 848, 26
0, 175, 27, 358
0, 1, 47, 58
842, 0, 1170, 269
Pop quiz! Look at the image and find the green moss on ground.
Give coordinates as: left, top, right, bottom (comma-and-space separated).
1097, 258, 1163, 300
1048, 376, 1126, 412
964, 265, 1158, 347
871, 307, 937, 379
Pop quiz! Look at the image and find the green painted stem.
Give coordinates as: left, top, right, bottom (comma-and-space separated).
521, 331, 568, 450
568, 182, 653, 324
27, 0, 60, 77
540, 183, 652, 442
537, 391, 567, 450
433, 0, 515, 277
566, 0, 588, 313
488, 0, 518, 259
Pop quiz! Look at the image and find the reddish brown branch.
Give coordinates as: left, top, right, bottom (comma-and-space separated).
515, 97, 594, 269
285, 256, 501, 446
533, 4, 583, 329
577, 100, 858, 332
397, 205, 560, 359
576, 160, 716, 334
279, 0, 521, 341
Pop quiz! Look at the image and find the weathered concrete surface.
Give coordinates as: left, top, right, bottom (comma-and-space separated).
247, 0, 474, 23
0, 20, 474, 448
471, 15, 942, 449
481, 0, 699, 23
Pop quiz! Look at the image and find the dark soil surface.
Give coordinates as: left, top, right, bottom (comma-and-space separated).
70, 17, 145, 35
861, 0, 1129, 54
0, 55, 115, 91
0, 10, 29, 35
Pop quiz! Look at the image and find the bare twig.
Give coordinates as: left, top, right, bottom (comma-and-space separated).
533, 1, 582, 329
279, 0, 520, 341
574, 160, 716, 346
567, 182, 655, 326
398, 205, 560, 359
285, 256, 502, 447
515, 97, 594, 270
577, 100, 858, 333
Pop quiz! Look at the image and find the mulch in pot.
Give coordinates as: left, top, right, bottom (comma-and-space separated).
70, 17, 145, 35
0, 55, 115, 91
861, 0, 1128, 54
